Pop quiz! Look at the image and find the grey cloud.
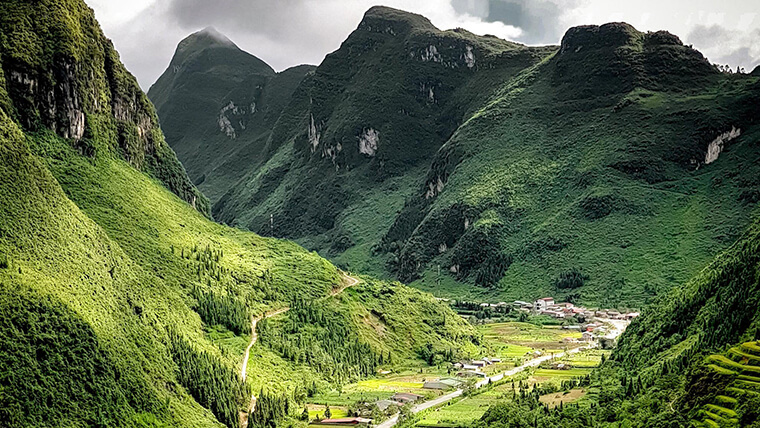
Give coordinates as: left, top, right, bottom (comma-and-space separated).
687, 24, 760, 73
686, 24, 730, 50
452, 0, 576, 44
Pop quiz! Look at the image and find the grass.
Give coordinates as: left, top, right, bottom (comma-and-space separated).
417, 395, 494, 426
538, 388, 587, 408
356, 379, 425, 390
477, 322, 583, 362
307, 405, 349, 420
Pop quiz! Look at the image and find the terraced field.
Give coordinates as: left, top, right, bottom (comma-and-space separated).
479, 322, 583, 358
694, 341, 760, 427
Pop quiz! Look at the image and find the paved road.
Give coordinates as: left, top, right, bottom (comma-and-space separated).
374, 345, 592, 428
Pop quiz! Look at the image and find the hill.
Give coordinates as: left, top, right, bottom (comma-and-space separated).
209, 5, 554, 277
148, 29, 315, 203
0, 2, 479, 427
380, 23, 760, 307
180, 10, 760, 308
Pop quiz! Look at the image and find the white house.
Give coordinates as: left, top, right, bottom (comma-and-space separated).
534, 297, 555, 310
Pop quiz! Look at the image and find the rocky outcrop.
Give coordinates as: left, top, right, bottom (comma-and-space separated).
0, 0, 209, 216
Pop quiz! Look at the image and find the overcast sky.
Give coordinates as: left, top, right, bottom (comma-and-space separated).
83, 0, 760, 90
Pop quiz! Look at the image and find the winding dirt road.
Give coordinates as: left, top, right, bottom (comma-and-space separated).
239, 272, 361, 428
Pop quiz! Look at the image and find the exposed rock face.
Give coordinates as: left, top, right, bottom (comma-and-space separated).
358, 128, 379, 156
705, 127, 741, 164
7, 59, 86, 141
309, 113, 321, 152
0, 0, 209, 217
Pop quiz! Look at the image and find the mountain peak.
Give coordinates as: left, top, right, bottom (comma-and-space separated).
196, 26, 234, 44
560, 22, 642, 53
359, 5, 437, 33
179, 26, 238, 52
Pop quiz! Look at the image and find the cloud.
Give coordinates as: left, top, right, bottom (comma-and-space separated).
451, 0, 578, 44
87, 0, 760, 89
101, 0, 525, 89
687, 25, 760, 73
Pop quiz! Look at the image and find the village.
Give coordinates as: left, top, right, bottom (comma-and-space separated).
305, 296, 635, 428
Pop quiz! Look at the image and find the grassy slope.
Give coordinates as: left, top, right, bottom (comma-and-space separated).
148, 29, 314, 204
212, 6, 554, 253
0, 2, 481, 427
384, 25, 760, 307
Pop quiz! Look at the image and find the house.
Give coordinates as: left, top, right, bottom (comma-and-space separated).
391, 393, 423, 403
375, 400, 402, 411
490, 357, 502, 363
582, 331, 595, 341
625, 312, 640, 320
534, 297, 555, 310
452, 362, 463, 369
424, 378, 463, 390
310, 418, 372, 427
551, 362, 571, 370
462, 364, 479, 370
471, 360, 488, 367
563, 325, 582, 330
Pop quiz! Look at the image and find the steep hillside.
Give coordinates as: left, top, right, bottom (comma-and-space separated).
0, 0, 208, 216
148, 30, 315, 203
194, 11, 760, 307
211, 6, 554, 274
0, 2, 479, 427
380, 23, 760, 306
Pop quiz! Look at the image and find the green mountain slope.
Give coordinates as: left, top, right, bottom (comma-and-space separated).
467, 214, 760, 427
148, 29, 315, 203
381, 23, 760, 306
0, 2, 479, 427
210, 6, 554, 274
0, 0, 208, 217
176, 9, 760, 308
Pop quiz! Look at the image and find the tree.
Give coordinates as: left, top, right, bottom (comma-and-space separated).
302, 408, 310, 421
324, 405, 332, 419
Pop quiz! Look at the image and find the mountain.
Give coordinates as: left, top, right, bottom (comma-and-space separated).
198, 11, 760, 308
209, 6, 554, 273
0, 2, 478, 427
148, 29, 316, 203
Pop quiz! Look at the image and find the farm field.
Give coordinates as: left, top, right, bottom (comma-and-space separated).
539, 388, 587, 408
479, 322, 584, 360
413, 349, 606, 427
307, 404, 349, 420
307, 371, 445, 407
417, 394, 495, 426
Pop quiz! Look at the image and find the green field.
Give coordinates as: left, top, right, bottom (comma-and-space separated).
307, 405, 349, 420
478, 322, 583, 363
418, 395, 495, 426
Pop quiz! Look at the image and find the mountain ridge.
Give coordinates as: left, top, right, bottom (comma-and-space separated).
148, 29, 315, 203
